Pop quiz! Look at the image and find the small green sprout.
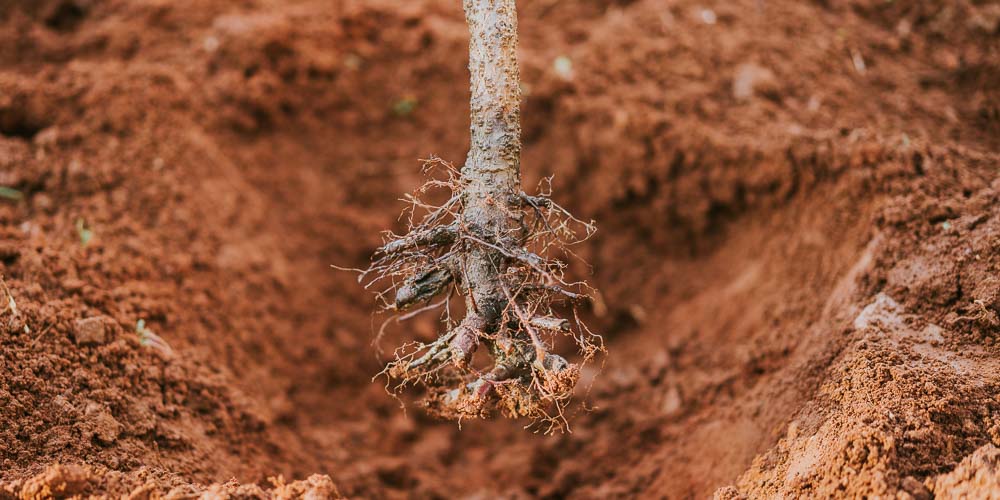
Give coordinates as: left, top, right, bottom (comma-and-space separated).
0, 187, 22, 201
553, 55, 573, 80
343, 53, 362, 71
392, 96, 418, 117
75, 218, 93, 246
136, 318, 174, 356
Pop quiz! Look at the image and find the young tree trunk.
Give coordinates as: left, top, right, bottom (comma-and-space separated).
451, 0, 523, 365
366, 0, 598, 429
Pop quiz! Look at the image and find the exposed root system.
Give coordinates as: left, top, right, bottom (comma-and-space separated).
361, 158, 600, 432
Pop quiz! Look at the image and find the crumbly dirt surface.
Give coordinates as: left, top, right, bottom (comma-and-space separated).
0, 0, 997, 498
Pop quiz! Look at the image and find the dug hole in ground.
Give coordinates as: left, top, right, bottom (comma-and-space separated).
0, 0, 998, 498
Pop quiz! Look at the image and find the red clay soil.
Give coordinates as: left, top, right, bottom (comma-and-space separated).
0, 0, 998, 498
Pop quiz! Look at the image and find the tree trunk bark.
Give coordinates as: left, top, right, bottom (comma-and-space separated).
457, 0, 521, 343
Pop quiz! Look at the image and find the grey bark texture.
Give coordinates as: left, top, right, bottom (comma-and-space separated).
452, 0, 522, 362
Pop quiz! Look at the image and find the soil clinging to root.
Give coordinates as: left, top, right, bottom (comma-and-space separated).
0, 0, 998, 498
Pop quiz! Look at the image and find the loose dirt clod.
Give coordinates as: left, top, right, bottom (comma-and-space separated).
72, 317, 107, 345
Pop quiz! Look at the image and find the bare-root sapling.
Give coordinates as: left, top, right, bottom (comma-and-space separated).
356, 0, 601, 432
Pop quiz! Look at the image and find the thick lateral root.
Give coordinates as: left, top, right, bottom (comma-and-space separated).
375, 223, 458, 257
388, 318, 481, 379
388, 330, 456, 379
529, 316, 571, 332
394, 266, 453, 310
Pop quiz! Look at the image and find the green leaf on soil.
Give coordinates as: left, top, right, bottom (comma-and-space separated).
0, 187, 22, 201
76, 218, 93, 246
392, 97, 418, 116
